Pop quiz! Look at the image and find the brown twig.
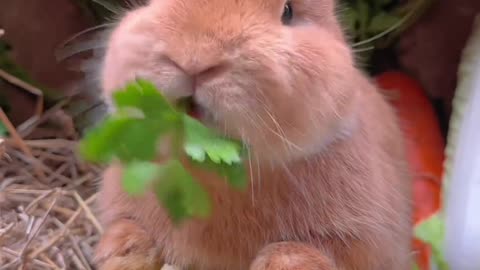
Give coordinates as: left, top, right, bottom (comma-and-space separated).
25, 190, 55, 213
0, 248, 52, 270
68, 233, 93, 270
17, 99, 70, 138
72, 192, 103, 234
0, 108, 47, 181
0, 69, 43, 116
39, 254, 61, 270
17, 193, 58, 264
28, 194, 97, 260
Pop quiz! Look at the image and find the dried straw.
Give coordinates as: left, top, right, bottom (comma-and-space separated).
0, 103, 102, 270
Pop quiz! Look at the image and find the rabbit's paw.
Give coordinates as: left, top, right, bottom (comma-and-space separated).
250, 242, 336, 270
94, 219, 162, 270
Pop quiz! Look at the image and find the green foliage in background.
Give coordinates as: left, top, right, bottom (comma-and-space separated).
341, 0, 433, 64
342, 0, 403, 42
0, 42, 35, 85
0, 90, 11, 114
0, 41, 60, 103
0, 122, 7, 137
74, 0, 123, 23
79, 79, 247, 223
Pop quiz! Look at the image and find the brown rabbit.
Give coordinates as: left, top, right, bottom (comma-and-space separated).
94, 0, 413, 269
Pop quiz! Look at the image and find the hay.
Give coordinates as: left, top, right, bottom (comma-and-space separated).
0, 101, 103, 269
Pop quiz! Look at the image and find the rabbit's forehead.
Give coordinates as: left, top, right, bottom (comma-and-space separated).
160, 0, 284, 16
151, 0, 335, 23
142, 0, 338, 43
146, 0, 284, 37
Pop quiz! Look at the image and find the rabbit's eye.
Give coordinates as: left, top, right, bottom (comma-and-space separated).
282, 2, 293, 25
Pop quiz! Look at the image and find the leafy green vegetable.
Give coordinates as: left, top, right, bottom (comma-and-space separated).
182, 115, 247, 188
191, 156, 247, 190
113, 79, 177, 119
183, 115, 242, 165
80, 116, 152, 163
154, 160, 212, 223
122, 161, 162, 196
415, 213, 449, 270
79, 79, 247, 223
80, 80, 183, 163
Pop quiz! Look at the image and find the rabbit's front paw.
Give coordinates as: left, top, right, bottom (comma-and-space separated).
250, 242, 336, 270
94, 219, 162, 270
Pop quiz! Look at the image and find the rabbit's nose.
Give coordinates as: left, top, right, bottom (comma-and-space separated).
191, 63, 228, 92
166, 52, 229, 92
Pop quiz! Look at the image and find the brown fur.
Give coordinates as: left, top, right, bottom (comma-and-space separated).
95, 0, 413, 269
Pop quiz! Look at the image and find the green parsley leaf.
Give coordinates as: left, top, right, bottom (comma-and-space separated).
183, 115, 243, 165
79, 78, 247, 223
79, 115, 171, 163
183, 115, 247, 188
113, 79, 178, 120
122, 161, 162, 195
154, 160, 212, 223
79, 115, 135, 163
79, 80, 181, 163
191, 157, 247, 190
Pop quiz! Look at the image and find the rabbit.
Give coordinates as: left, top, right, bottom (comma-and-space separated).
93, 0, 413, 269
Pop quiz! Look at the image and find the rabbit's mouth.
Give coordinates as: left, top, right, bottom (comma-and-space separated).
177, 96, 206, 121
176, 96, 225, 133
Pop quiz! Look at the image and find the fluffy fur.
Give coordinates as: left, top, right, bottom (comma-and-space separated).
95, 0, 413, 269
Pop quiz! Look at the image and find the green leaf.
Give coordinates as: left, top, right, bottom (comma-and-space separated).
415, 213, 444, 256
113, 119, 168, 162
122, 161, 161, 195
182, 115, 247, 188
192, 158, 247, 190
79, 80, 182, 163
356, 0, 370, 39
113, 79, 177, 120
341, 5, 358, 34
0, 121, 7, 137
183, 115, 243, 165
79, 115, 169, 163
79, 115, 135, 163
154, 160, 212, 223
368, 12, 401, 34
414, 213, 449, 270
184, 144, 206, 162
